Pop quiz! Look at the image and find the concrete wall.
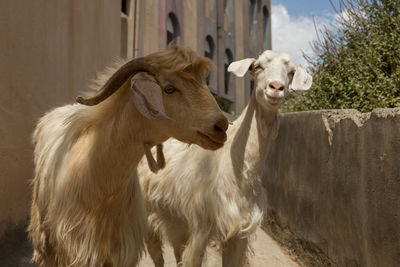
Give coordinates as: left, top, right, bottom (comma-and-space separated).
262, 108, 400, 267
0, 0, 120, 237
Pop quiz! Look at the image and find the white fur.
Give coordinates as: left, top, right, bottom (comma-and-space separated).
139, 50, 312, 267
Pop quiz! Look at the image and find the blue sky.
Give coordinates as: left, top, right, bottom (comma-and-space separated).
270, 0, 343, 66
271, 0, 341, 17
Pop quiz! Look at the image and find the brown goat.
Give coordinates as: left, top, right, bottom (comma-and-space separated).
28, 45, 228, 267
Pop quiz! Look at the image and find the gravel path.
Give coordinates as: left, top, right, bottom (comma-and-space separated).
139, 228, 299, 267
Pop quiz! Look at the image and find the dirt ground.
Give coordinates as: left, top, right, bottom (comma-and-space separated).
0, 222, 299, 267
138, 227, 299, 267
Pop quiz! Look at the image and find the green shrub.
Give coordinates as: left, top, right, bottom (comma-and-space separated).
283, 0, 400, 113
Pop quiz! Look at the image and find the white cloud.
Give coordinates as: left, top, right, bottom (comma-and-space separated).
271, 5, 336, 67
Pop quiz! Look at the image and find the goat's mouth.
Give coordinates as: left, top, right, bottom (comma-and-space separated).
196, 131, 226, 150
266, 95, 283, 106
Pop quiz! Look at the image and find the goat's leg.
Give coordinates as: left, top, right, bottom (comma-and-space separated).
166, 230, 187, 265
181, 231, 209, 267
161, 219, 189, 265
147, 228, 164, 267
222, 237, 251, 267
171, 241, 185, 266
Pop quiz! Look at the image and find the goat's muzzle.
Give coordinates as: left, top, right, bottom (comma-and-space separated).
196, 116, 228, 150
265, 81, 285, 105
213, 117, 228, 141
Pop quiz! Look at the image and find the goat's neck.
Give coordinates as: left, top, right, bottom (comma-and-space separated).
230, 93, 277, 179
80, 86, 165, 194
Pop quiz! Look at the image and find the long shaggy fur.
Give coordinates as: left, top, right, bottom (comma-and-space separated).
29, 70, 147, 266
28, 45, 220, 267
139, 51, 308, 267
139, 98, 267, 267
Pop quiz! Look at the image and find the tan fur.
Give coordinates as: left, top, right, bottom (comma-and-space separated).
138, 51, 312, 267
28, 45, 227, 267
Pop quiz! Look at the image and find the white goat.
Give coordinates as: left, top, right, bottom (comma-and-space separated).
139, 50, 312, 267
28, 45, 229, 267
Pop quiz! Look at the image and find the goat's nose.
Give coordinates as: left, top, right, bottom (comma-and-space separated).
214, 117, 229, 133
269, 81, 284, 91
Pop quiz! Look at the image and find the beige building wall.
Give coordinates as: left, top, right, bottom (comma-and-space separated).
183, 0, 198, 51
138, 0, 160, 56
123, 1, 271, 116
0, 0, 120, 236
234, 0, 246, 114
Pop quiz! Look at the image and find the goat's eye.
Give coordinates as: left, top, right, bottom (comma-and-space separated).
164, 86, 176, 94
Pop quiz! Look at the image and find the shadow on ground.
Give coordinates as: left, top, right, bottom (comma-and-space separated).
0, 221, 35, 267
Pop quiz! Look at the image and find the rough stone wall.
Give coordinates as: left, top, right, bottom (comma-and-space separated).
262, 108, 400, 267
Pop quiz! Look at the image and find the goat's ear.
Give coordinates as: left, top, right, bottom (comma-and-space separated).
130, 72, 171, 120
228, 58, 256, 77
291, 65, 312, 91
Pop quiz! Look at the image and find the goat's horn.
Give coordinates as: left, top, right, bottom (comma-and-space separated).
76, 57, 155, 106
